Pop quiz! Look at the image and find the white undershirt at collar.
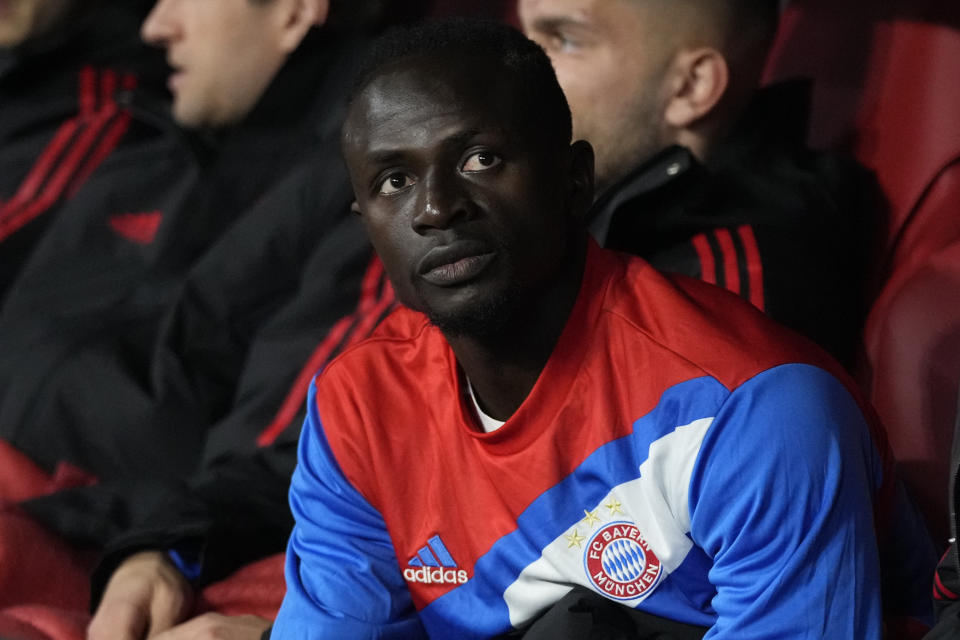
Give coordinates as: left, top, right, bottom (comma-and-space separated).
466, 378, 506, 433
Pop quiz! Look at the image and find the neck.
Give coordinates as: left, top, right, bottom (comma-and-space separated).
672, 128, 711, 162
445, 238, 587, 421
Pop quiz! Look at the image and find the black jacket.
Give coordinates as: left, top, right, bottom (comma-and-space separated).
592, 80, 880, 368
4, 25, 376, 544
0, 0, 171, 299
925, 386, 960, 639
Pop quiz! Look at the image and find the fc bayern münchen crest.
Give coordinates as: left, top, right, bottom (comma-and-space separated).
584, 521, 662, 601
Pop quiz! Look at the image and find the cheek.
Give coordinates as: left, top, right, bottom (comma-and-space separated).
361, 215, 420, 305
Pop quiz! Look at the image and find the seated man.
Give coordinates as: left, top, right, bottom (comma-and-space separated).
0, 0, 386, 636
519, 0, 879, 368
271, 19, 933, 638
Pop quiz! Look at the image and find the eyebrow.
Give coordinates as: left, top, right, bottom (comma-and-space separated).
442, 128, 486, 149
366, 150, 406, 166
529, 15, 594, 34
365, 128, 489, 165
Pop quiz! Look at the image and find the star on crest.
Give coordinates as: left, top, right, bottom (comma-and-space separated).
605, 499, 623, 515
582, 508, 601, 527
565, 529, 586, 549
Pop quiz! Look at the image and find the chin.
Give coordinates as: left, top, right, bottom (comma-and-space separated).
171, 103, 203, 129
423, 284, 520, 339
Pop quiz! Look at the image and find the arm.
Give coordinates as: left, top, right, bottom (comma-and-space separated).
87, 214, 391, 638
270, 382, 425, 639
689, 364, 884, 639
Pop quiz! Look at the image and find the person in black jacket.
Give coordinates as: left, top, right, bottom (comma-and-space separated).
0, 0, 376, 496
0, 0, 402, 637
519, 0, 879, 368
0, 0, 174, 300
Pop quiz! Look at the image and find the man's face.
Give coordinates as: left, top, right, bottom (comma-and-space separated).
343, 57, 588, 336
141, 0, 291, 128
520, 0, 673, 193
0, 0, 72, 48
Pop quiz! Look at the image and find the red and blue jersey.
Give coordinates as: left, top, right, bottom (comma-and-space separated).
273, 242, 933, 638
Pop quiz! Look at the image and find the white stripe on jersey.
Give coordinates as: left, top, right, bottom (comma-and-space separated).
502, 417, 714, 627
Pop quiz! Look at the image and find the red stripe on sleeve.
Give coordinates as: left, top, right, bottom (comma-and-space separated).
80, 66, 97, 117
66, 73, 134, 197
935, 565, 960, 600
0, 104, 117, 242
690, 233, 716, 285
0, 66, 130, 242
737, 224, 765, 311
256, 257, 394, 447
68, 113, 132, 197
714, 228, 741, 297
0, 120, 79, 223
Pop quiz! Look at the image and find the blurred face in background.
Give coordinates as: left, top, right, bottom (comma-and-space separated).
141, 0, 326, 128
519, 0, 674, 193
0, 0, 74, 48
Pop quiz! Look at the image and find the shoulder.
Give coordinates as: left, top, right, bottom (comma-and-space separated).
316, 306, 442, 395
597, 248, 843, 390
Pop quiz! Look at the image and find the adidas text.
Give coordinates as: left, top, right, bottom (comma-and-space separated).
403, 567, 469, 585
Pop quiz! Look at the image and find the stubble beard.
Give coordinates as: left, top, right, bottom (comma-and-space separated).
590, 85, 667, 196
423, 278, 523, 339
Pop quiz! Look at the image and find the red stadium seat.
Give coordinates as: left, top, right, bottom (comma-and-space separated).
765, 0, 960, 542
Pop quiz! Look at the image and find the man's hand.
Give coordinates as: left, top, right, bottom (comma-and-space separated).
88, 550, 194, 640
151, 613, 271, 640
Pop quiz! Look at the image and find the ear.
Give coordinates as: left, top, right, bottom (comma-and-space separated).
276, 0, 330, 54
663, 47, 729, 129
567, 139, 595, 222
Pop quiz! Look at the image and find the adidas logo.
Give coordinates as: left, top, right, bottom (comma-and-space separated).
403, 534, 469, 585
109, 211, 162, 244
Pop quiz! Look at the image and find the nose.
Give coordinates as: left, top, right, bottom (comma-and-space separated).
141, 0, 179, 47
412, 170, 477, 234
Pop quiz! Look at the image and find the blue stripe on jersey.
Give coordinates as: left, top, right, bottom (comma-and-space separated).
419, 375, 731, 637
274, 382, 428, 639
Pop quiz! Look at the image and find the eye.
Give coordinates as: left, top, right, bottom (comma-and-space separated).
556, 36, 582, 53
378, 172, 416, 195
534, 27, 582, 55
461, 151, 502, 173
549, 33, 580, 53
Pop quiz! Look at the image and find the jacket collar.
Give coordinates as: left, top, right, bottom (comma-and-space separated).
586, 79, 815, 245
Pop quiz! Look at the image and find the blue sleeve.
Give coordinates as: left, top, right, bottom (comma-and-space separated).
271, 381, 427, 639
689, 364, 884, 639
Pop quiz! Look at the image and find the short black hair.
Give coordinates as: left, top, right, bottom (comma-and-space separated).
349, 18, 573, 149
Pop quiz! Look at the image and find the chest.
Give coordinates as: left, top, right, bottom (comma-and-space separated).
361, 397, 720, 633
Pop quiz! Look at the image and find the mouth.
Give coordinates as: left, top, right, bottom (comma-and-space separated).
167, 64, 185, 92
418, 242, 496, 287
168, 72, 184, 92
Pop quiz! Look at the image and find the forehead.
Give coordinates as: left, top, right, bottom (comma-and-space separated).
521, 0, 652, 41
521, 0, 626, 26
344, 57, 525, 155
